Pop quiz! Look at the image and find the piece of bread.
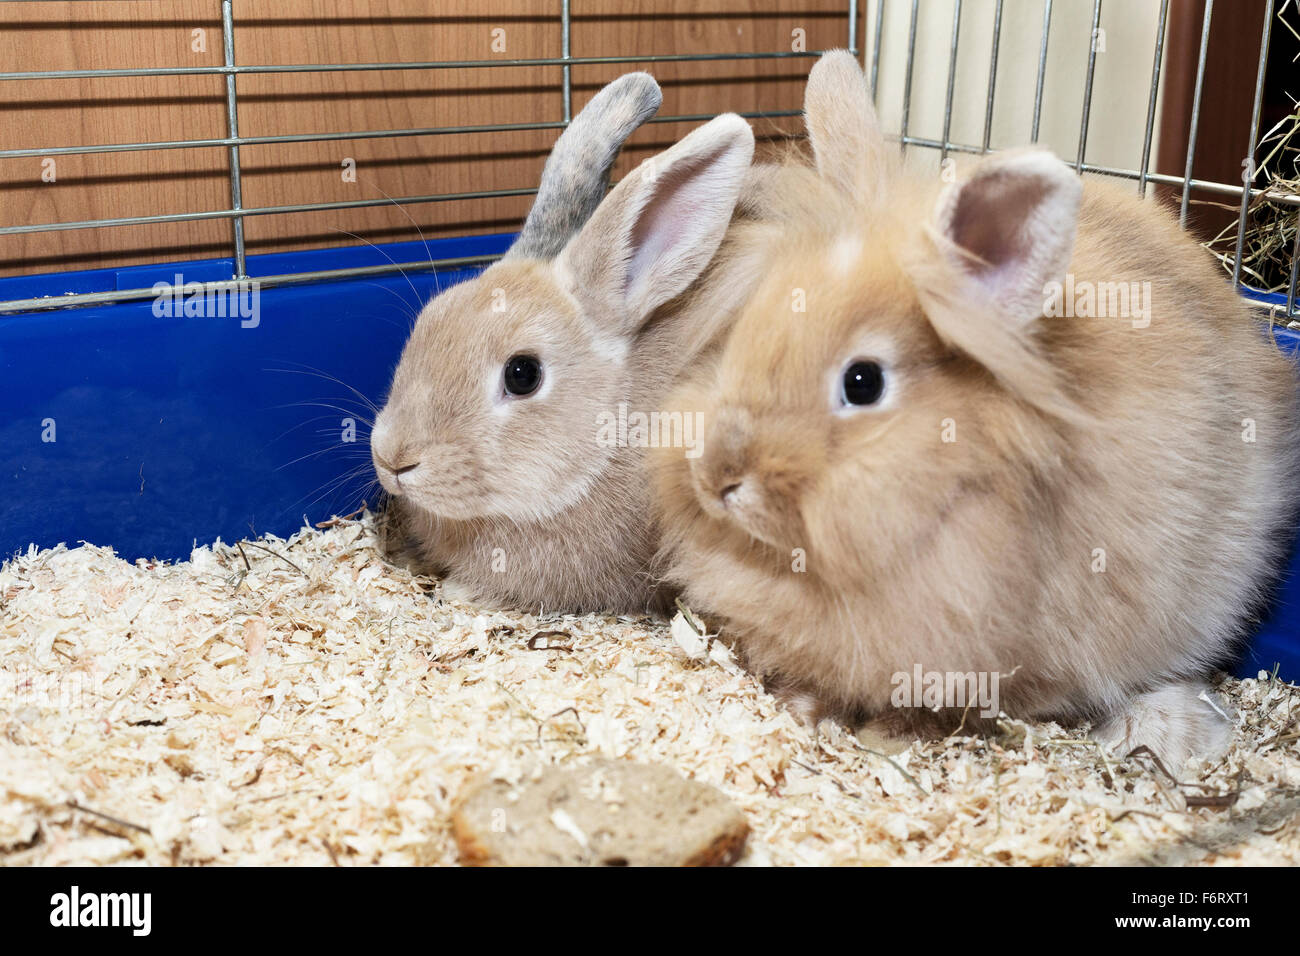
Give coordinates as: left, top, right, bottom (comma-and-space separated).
452, 760, 749, 866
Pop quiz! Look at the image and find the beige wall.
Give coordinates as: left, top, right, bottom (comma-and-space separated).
866, 0, 1168, 177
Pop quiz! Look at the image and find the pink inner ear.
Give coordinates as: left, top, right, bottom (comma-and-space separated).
626, 158, 703, 291
948, 171, 1053, 276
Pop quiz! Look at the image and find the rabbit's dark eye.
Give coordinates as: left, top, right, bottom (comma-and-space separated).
503, 354, 542, 396
841, 360, 885, 406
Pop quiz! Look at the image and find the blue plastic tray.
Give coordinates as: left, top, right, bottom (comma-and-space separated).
1, 238, 1296, 677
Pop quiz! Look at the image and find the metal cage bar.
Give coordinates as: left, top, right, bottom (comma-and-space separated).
899, 0, 920, 155
981, 0, 1004, 154
1137, 0, 1170, 196
0, 188, 544, 239
0, 120, 571, 160
869, 0, 885, 103
220, 0, 246, 279
1030, 0, 1053, 144
1232, 0, 1276, 290
561, 0, 573, 125
1290, 228, 1300, 320
0, 51, 825, 83
1075, 0, 1102, 173
1180, 0, 1215, 228
940, 0, 962, 163
0, 254, 504, 317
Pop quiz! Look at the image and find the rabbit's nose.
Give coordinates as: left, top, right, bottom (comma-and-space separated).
694, 406, 753, 510
374, 450, 421, 477
370, 419, 423, 490
694, 468, 748, 516
373, 452, 422, 497
717, 479, 758, 514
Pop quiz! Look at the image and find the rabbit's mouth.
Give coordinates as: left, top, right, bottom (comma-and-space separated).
695, 473, 803, 553
370, 435, 494, 520
375, 470, 481, 520
379, 449, 611, 526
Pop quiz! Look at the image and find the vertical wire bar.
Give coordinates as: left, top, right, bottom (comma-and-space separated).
1137, 0, 1170, 196
1231, 0, 1275, 290
900, 0, 919, 154
981, 0, 1003, 153
869, 0, 885, 104
848, 0, 859, 56
561, 0, 572, 124
1075, 0, 1102, 173
1288, 227, 1299, 320
220, 0, 246, 279
1030, 0, 1052, 143
1180, 0, 1214, 229
940, 0, 962, 163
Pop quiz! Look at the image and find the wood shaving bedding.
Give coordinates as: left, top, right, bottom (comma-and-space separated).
2, 514, 1299, 866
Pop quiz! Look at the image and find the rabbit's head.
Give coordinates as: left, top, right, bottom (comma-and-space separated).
659, 52, 1085, 590
372, 105, 755, 523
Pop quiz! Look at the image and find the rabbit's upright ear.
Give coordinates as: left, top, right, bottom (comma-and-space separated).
930, 149, 1082, 328
911, 148, 1086, 422
555, 113, 755, 335
804, 50, 889, 201
507, 72, 663, 261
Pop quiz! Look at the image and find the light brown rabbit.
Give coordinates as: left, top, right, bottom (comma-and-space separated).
651, 51, 1300, 767
371, 92, 789, 613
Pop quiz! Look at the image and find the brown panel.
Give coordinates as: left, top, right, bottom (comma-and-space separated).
0, 1, 228, 273
233, 0, 559, 257
1155, 0, 1268, 238
573, 1, 859, 171
0, 1, 860, 278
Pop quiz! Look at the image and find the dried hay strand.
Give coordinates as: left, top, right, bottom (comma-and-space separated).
3, 513, 1300, 866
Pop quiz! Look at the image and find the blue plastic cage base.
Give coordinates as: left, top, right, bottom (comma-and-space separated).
1, 236, 1297, 679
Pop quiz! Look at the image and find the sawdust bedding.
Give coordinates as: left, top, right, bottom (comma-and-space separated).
3, 513, 1299, 867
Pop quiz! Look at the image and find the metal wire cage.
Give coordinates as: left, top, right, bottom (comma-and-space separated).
0, 1, 848, 313
867, 0, 1299, 326
2, 2, 1298, 665
0, 0, 1296, 321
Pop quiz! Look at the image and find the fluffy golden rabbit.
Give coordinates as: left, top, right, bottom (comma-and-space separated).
652, 51, 1300, 766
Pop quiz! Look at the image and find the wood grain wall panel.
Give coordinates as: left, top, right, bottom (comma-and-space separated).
0, 1, 860, 278
0, 1, 228, 273
575, 0, 858, 171
233, 0, 558, 256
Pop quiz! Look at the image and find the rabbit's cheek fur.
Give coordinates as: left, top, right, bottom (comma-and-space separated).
388, 446, 484, 515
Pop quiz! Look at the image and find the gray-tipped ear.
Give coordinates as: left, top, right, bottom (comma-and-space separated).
804, 49, 889, 200
506, 72, 663, 261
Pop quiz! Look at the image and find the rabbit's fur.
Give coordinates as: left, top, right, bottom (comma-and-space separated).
651, 52, 1300, 767
373, 76, 788, 613
374, 73, 664, 602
